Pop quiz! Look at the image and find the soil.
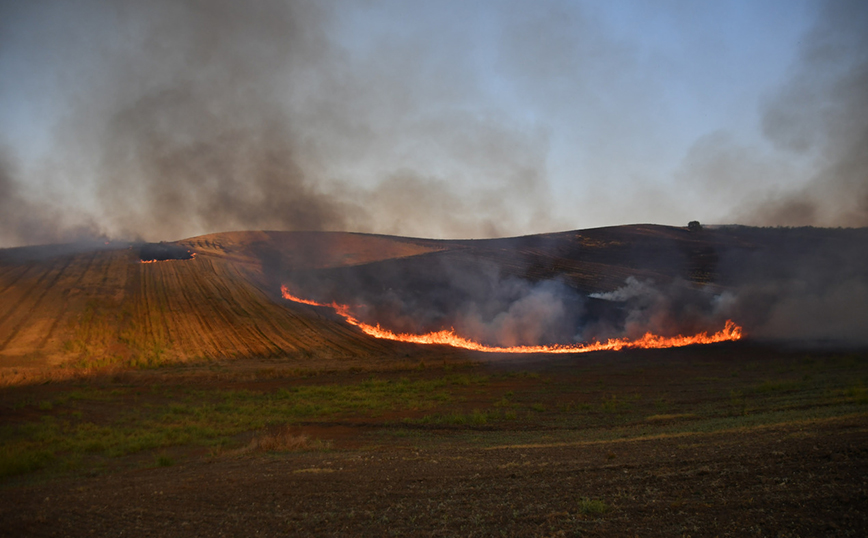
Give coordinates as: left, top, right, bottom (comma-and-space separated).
1, 415, 865, 537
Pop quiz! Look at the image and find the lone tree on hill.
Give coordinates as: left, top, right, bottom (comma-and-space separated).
688, 220, 702, 232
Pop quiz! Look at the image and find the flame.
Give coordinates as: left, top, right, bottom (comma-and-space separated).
280, 285, 743, 354
140, 252, 197, 264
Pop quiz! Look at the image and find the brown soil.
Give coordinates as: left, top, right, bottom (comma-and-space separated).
1, 416, 865, 537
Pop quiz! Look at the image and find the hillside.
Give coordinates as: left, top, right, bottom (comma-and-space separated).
1, 225, 866, 373
0, 232, 430, 370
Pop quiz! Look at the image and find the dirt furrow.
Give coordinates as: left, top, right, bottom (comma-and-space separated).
0, 263, 36, 296
0, 256, 74, 350
186, 259, 249, 357
0, 262, 56, 330
204, 261, 268, 356
37, 252, 99, 351
136, 263, 165, 361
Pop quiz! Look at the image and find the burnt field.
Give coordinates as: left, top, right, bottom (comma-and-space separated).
1, 224, 867, 536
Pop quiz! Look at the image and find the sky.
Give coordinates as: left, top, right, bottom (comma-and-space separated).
0, 0, 866, 247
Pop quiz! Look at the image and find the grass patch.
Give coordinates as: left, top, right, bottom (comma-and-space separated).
645, 413, 696, 422
847, 384, 868, 404
0, 374, 483, 480
410, 409, 499, 426
577, 497, 610, 517
0, 445, 55, 479
3, 349, 867, 482
600, 394, 634, 413
154, 453, 174, 467
239, 429, 331, 454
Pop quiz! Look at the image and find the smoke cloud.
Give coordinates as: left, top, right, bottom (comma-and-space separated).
588, 277, 733, 340
737, 0, 868, 227
0, 146, 101, 246
0, 0, 562, 246
715, 227, 868, 345
2, 0, 864, 248
282, 224, 868, 348
453, 278, 583, 347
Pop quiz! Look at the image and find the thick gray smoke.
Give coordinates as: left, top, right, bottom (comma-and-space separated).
0, 0, 561, 246
87, 0, 354, 239
0, 147, 101, 246
715, 227, 868, 346
453, 278, 582, 347
588, 277, 734, 341
739, 0, 868, 227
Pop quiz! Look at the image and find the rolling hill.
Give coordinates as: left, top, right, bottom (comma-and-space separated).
1, 224, 866, 373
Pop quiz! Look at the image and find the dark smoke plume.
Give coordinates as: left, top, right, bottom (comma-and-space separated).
0, 146, 101, 247
83, 0, 353, 240
715, 227, 868, 346
739, 0, 868, 227
0, 0, 561, 246
281, 225, 868, 348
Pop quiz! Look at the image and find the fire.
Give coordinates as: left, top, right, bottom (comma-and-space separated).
140, 252, 197, 264
280, 285, 743, 353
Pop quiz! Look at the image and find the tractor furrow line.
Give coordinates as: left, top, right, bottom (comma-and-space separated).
38, 252, 99, 350
0, 263, 37, 296
0, 256, 74, 350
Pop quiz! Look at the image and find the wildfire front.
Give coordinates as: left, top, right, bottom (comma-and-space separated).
281, 285, 743, 354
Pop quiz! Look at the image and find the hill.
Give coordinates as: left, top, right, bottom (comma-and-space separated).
1, 225, 866, 376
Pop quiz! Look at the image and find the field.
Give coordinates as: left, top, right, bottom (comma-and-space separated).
1, 344, 866, 536
1, 226, 866, 536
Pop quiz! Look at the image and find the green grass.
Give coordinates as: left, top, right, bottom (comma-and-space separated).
406, 408, 516, 426
2, 350, 867, 482
0, 375, 483, 480
154, 453, 174, 467
577, 497, 610, 517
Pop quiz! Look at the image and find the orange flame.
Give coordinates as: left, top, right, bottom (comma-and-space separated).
281, 285, 743, 354
140, 252, 197, 264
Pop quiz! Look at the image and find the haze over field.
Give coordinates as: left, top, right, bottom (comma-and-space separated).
1, 0, 867, 248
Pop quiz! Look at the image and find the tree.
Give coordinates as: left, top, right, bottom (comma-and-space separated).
688, 220, 702, 232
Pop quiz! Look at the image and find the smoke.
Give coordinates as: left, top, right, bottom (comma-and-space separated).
737, 0, 868, 227
585, 231, 868, 347
453, 278, 583, 347
285, 250, 588, 347
715, 227, 868, 345
284, 224, 868, 348
588, 277, 733, 341
0, 146, 101, 246
65, 0, 356, 240
0, 0, 563, 247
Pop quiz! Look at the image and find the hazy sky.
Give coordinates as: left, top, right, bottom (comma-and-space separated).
1, 0, 866, 246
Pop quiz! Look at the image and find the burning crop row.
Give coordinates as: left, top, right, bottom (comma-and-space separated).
138, 242, 197, 263
280, 285, 743, 353
140, 252, 197, 264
